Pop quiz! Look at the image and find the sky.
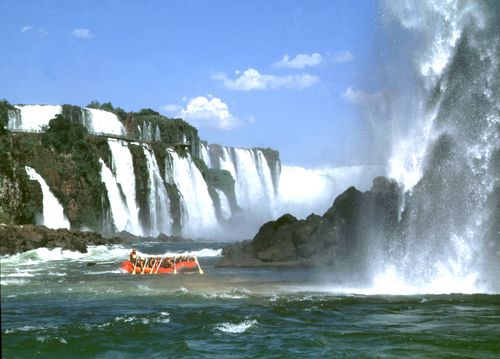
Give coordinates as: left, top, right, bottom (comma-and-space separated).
0, 0, 387, 168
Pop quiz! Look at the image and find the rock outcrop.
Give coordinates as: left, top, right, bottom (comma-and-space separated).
0, 224, 119, 255
216, 177, 402, 269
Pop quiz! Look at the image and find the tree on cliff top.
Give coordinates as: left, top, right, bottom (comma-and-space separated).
42, 114, 89, 153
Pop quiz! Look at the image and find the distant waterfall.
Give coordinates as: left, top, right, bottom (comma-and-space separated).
277, 165, 384, 219
166, 150, 218, 238
81, 108, 125, 136
143, 146, 172, 236
205, 145, 279, 221
215, 189, 231, 220
8, 105, 62, 132
106, 140, 142, 236
200, 143, 211, 168
25, 166, 70, 229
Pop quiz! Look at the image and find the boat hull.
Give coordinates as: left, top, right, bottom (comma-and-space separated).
120, 260, 199, 274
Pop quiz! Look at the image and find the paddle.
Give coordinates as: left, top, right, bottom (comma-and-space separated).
194, 256, 204, 275
149, 259, 158, 275
141, 258, 149, 275
154, 258, 164, 274
173, 256, 177, 275
131, 257, 139, 275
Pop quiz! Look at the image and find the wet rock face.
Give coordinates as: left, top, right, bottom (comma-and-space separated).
0, 224, 119, 256
216, 176, 402, 268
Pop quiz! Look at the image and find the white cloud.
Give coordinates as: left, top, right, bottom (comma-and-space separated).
213, 68, 318, 91
72, 28, 94, 39
171, 96, 240, 130
20, 25, 48, 37
332, 50, 354, 63
272, 53, 323, 69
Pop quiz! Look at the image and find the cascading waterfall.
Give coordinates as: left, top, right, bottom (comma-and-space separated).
166, 149, 218, 238
81, 108, 125, 136
370, 0, 500, 293
200, 143, 211, 168
8, 105, 62, 132
206, 145, 279, 221
106, 139, 143, 236
99, 159, 131, 232
214, 189, 231, 220
25, 166, 70, 229
143, 146, 172, 236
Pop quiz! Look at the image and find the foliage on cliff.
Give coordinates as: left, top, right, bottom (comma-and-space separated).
0, 99, 14, 135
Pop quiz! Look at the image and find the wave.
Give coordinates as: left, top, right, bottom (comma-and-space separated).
215, 319, 257, 334
0, 245, 222, 269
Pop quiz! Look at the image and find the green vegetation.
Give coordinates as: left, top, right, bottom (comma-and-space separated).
42, 114, 89, 153
0, 99, 15, 135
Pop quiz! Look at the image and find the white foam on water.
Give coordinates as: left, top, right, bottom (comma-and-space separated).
0, 278, 29, 286
215, 319, 257, 334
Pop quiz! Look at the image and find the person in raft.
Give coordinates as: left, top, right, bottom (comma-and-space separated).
130, 249, 138, 263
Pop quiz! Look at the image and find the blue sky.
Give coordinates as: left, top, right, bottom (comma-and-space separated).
0, 0, 386, 167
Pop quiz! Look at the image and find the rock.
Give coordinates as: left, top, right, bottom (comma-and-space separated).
0, 224, 119, 256
215, 176, 403, 269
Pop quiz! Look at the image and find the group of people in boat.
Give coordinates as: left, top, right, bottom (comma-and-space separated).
129, 248, 196, 270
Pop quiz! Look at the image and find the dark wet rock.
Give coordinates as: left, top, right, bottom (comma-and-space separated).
0, 224, 119, 256
216, 176, 402, 269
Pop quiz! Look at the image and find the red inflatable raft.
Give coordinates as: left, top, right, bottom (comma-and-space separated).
120, 258, 201, 275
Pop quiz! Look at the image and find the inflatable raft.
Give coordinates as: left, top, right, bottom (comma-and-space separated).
120, 258, 201, 275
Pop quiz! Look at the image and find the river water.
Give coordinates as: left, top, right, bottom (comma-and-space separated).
2, 242, 499, 358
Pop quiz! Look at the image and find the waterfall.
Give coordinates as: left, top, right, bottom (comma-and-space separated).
277, 165, 384, 219
8, 105, 62, 132
106, 139, 142, 235
137, 122, 161, 142
200, 143, 211, 168
99, 159, 131, 232
215, 189, 231, 220
82, 108, 125, 136
25, 166, 70, 229
369, 0, 500, 293
167, 150, 218, 238
143, 146, 172, 236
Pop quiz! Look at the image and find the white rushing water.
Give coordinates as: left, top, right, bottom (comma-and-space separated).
143, 146, 172, 236
8, 105, 62, 132
167, 150, 218, 238
200, 143, 211, 168
370, 0, 499, 293
99, 159, 131, 233
208, 146, 278, 221
24, 166, 70, 229
106, 140, 142, 235
214, 189, 231, 220
82, 108, 126, 136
